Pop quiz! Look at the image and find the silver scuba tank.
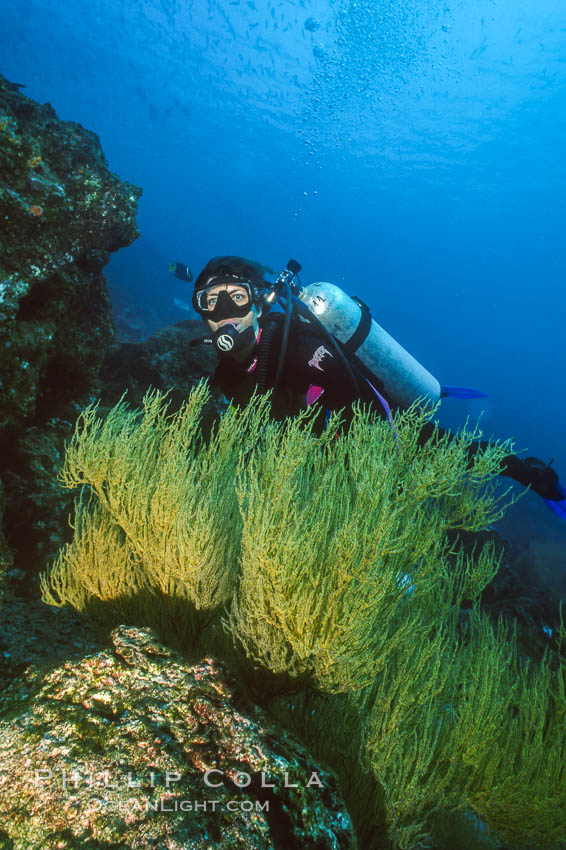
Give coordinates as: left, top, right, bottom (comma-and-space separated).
298, 282, 441, 409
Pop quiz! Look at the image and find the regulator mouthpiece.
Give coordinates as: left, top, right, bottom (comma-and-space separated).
212, 323, 257, 355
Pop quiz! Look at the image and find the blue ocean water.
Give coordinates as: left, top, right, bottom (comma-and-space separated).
2, 0, 566, 556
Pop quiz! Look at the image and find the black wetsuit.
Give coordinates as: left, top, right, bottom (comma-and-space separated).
213, 312, 562, 500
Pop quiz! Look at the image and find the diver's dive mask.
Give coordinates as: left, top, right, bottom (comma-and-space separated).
193, 281, 254, 320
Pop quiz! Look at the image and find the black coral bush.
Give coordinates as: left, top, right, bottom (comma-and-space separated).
42, 383, 566, 849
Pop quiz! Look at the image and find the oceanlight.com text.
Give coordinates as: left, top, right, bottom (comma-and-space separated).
85, 797, 270, 814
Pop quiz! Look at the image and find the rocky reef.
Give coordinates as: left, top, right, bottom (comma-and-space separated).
0, 74, 141, 582
0, 625, 357, 849
100, 319, 217, 412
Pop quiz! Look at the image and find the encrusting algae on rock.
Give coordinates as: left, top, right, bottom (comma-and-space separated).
0, 625, 357, 849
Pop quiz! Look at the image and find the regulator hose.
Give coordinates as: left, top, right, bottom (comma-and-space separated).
255, 317, 280, 395
273, 282, 293, 391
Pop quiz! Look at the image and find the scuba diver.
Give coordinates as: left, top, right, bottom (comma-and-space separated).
186, 254, 566, 519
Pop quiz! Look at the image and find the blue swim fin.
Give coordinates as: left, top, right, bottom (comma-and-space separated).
542, 480, 566, 522
440, 386, 488, 399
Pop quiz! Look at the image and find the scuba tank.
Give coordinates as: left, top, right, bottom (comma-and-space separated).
298, 282, 440, 409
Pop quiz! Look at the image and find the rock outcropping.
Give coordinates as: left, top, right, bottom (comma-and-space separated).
0, 625, 357, 849
100, 319, 217, 411
0, 75, 141, 582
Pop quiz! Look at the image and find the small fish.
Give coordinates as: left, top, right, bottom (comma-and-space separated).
304, 17, 320, 32
169, 262, 193, 282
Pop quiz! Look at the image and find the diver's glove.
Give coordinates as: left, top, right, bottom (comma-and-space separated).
524, 457, 566, 520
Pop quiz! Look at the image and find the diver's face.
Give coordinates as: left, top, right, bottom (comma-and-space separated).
204, 284, 261, 335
